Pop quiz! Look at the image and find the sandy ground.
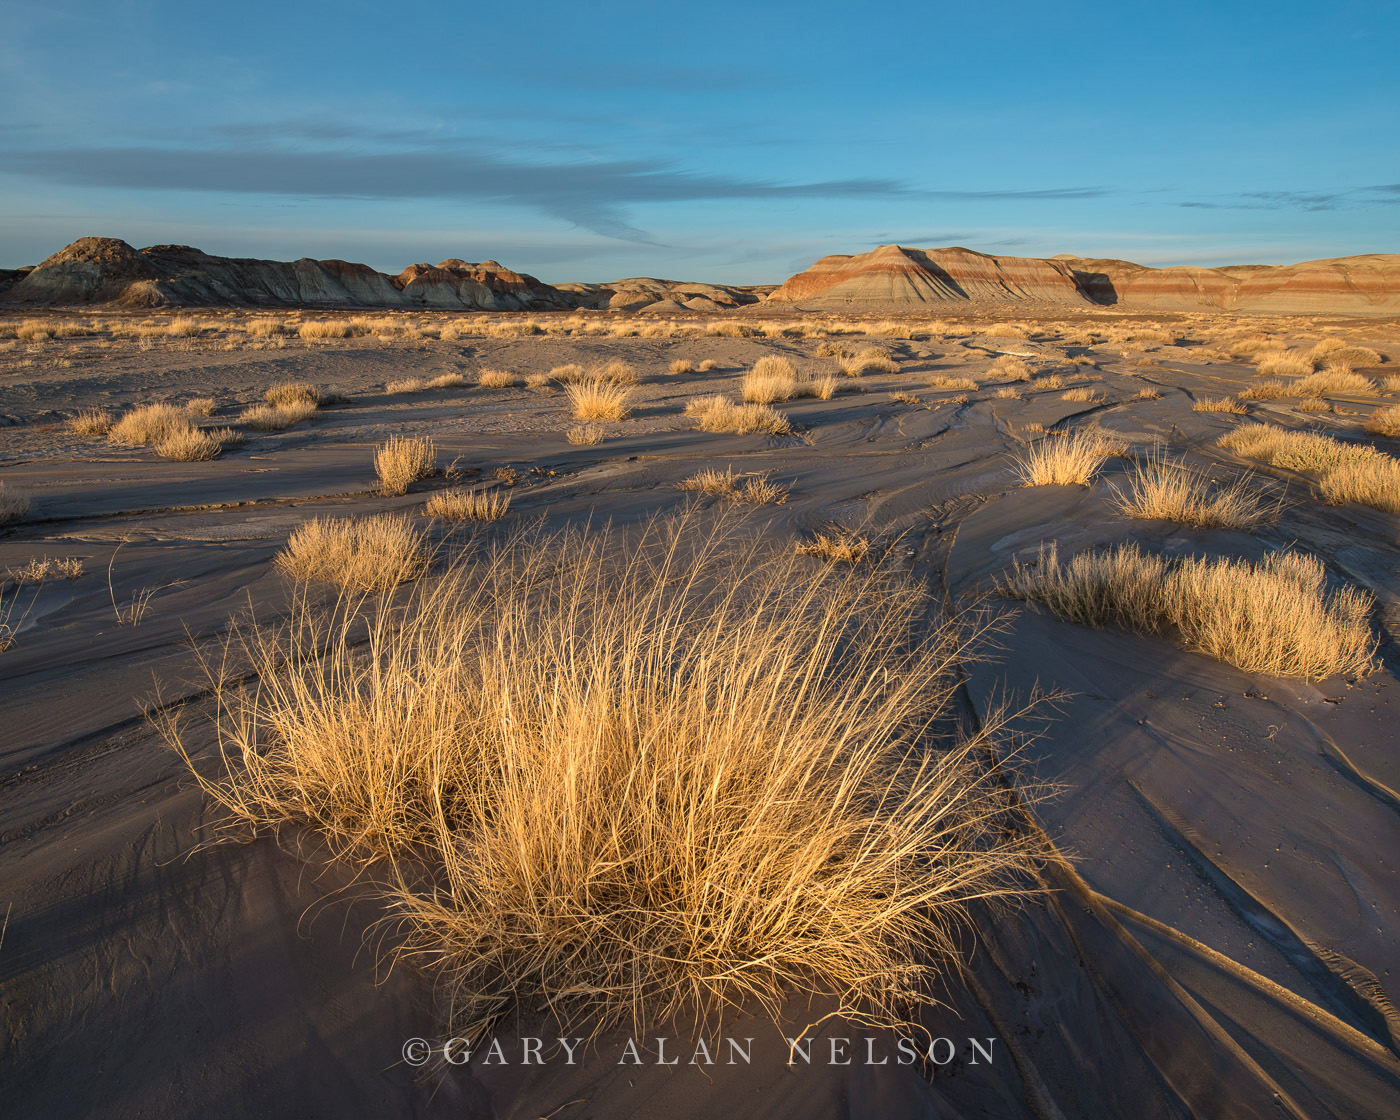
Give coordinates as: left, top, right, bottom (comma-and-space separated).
2, 312, 1400, 1118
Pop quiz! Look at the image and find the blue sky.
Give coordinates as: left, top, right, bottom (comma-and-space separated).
2, 0, 1397, 282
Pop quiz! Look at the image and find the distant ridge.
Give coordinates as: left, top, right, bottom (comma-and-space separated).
767, 244, 1400, 315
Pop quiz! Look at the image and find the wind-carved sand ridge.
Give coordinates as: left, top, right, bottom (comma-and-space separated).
3, 303, 1400, 1118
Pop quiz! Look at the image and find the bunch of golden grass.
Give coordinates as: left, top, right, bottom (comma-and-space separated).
375, 435, 438, 496
547, 364, 587, 384
685, 395, 791, 436
677, 467, 788, 504
1134, 389, 1162, 401
983, 323, 1029, 339
566, 378, 632, 421
423, 488, 511, 522
299, 321, 354, 340
164, 512, 1039, 1041
815, 341, 851, 358
566, 423, 605, 445
1309, 337, 1347, 360
697, 358, 718, 372
1013, 429, 1125, 487
67, 409, 114, 435
1001, 542, 1374, 680
0, 482, 30, 524
891, 391, 922, 406
186, 397, 218, 416
989, 355, 1032, 382
1219, 423, 1400, 514
1256, 351, 1315, 378
994, 387, 1022, 400
1293, 369, 1376, 397
274, 514, 428, 591
838, 347, 898, 376
265, 382, 321, 408
742, 356, 797, 403
1114, 451, 1277, 529
706, 322, 757, 338
485, 318, 544, 338
1297, 398, 1331, 413
5, 555, 83, 583
1240, 379, 1288, 400
155, 427, 240, 461
1365, 404, 1400, 438
593, 359, 638, 385
427, 373, 466, 389
478, 370, 518, 389
1037, 374, 1065, 390
109, 403, 195, 446
1381, 375, 1400, 394
796, 530, 870, 564
16, 320, 57, 341
166, 316, 205, 338
927, 374, 978, 391
386, 378, 425, 395
1193, 396, 1247, 414
1060, 387, 1102, 404
248, 318, 296, 337
239, 400, 318, 430
669, 359, 695, 375
1330, 345, 1382, 366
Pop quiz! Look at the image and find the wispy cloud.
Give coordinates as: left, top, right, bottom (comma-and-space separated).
1181, 186, 1400, 211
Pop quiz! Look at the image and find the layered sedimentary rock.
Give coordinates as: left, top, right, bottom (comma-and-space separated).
554, 277, 771, 312
770, 243, 1400, 314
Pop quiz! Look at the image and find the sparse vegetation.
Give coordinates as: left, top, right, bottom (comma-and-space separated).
742, 356, 798, 402
239, 400, 318, 430
1256, 351, 1315, 378
1001, 542, 1375, 680
796, 530, 870, 564
478, 370, 518, 389
423, 488, 512, 522
1292, 368, 1376, 397
5, 555, 83, 584
1013, 429, 1125, 487
989, 355, 1032, 382
1193, 396, 1247, 414
1365, 404, 1400, 438
265, 382, 321, 408
1240, 380, 1288, 400
68, 409, 114, 435
697, 358, 718, 372
927, 374, 978, 391
155, 427, 233, 461
566, 378, 632, 421
685, 395, 791, 436
298, 321, 354, 340
375, 436, 438, 495
109, 404, 194, 447
566, 423, 606, 445
1219, 423, 1400, 514
669, 359, 695, 375
427, 372, 466, 389
386, 378, 425, 395
1060, 388, 1103, 403
678, 466, 788, 504
0, 483, 31, 524
838, 347, 898, 376
275, 514, 428, 592
1114, 451, 1276, 529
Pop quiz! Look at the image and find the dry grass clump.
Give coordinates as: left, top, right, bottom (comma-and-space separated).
1329, 346, 1382, 366
1037, 374, 1065, 390
685, 395, 791, 436
1001, 542, 1374, 680
1297, 398, 1331, 412
5, 555, 83, 583
1060, 387, 1103, 404
299, 320, 354, 340
185, 397, 218, 416
890, 391, 923, 406
927, 374, 978, 391
423, 488, 511, 522
1364, 404, 1400, 438
995, 387, 1022, 400
478, 370, 518, 389
697, 358, 718, 372
742, 356, 798, 403
109, 403, 195, 446
1193, 396, 1247, 414
1013, 429, 1125, 487
155, 427, 235, 461
67, 409, 114, 435
566, 378, 632, 421
1256, 351, 1315, 378
1114, 451, 1277, 529
593, 359, 638, 385
1240, 380, 1288, 400
1309, 337, 1347, 361
274, 514, 428, 592
239, 400, 318, 430
386, 378, 425, 395
677, 466, 788, 504
669, 359, 695, 375
16, 319, 57, 341
705, 321, 757, 338
165, 513, 1039, 1041
265, 382, 322, 408
547, 364, 587, 385
0, 482, 30, 524
249, 318, 296, 337
1220, 423, 1400, 514
989, 355, 1032, 382
426, 372, 466, 389
983, 323, 1029, 338
566, 423, 605, 445
1293, 369, 1376, 397
1134, 389, 1162, 401
796, 530, 870, 564
838, 347, 898, 376
375, 436, 438, 495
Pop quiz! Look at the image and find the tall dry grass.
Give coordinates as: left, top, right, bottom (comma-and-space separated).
566, 378, 632, 421
1193, 396, 1247, 414
239, 400, 318, 430
1002, 542, 1375, 680
67, 409, 114, 435
1292, 369, 1376, 398
678, 467, 788, 504
423, 488, 512, 522
1220, 423, 1400, 514
109, 404, 193, 446
1013, 430, 1126, 487
1256, 351, 1315, 378
1364, 404, 1400, 438
164, 511, 1038, 1039
1114, 451, 1277, 529
742, 355, 798, 402
265, 382, 321, 408
375, 436, 438, 495
0, 482, 30, 524
685, 395, 791, 436
274, 514, 428, 591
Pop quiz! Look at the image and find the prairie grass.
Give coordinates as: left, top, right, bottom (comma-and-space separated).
697, 358, 718, 372
239, 400, 318, 430
1256, 351, 1315, 378
927, 374, 978, 391
989, 355, 1032, 382
478, 370, 518, 389
0, 482, 30, 524
1114, 451, 1277, 529
677, 467, 788, 504
185, 397, 218, 416
838, 347, 898, 376
375, 436, 438, 495
566, 423, 606, 445
5, 555, 83, 583
1037, 374, 1065, 390
1219, 423, 1400, 514
796, 530, 870, 564
1013, 429, 1125, 487
1297, 398, 1331, 412
386, 378, 425, 395
265, 382, 321, 407
742, 356, 797, 403
67, 409, 114, 435
1060, 388, 1103, 404
1001, 542, 1374, 680
427, 373, 466, 389
1240, 380, 1289, 400
1292, 369, 1376, 397
110, 404, 194, 446
274, 514, 428, 591
165, 512, 1039, 1041
566, 378, 632, 421
1193, 397, 1247, 414
299, 320, 354, 340
423, 488, 512, 522
669, 359, 695, 375
1365, 404, 1400, 438
685, 395, 791, 436
155, 427, 229, 461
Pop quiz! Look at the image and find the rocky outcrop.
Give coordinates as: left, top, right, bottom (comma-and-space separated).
770, 243, 1400, 315
554, 277, 771, 313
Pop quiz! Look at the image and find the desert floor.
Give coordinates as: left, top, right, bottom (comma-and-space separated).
2, 310, 1400, 1118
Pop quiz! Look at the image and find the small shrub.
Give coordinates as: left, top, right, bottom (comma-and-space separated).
1061, 388, 1103, 404
110, 404, 192, 446
926, 375, 978, 391
1037, 374, 1064, 390
1329, 346, 1382, 366
185, 397, 218, 416
1115, 451, 1276, 529
265, 382, 321, 408
742, 356, 798, 402
593, 360, 637, 385
478, 370, 518, 389
1292, 369, 1376, 397
423, 488, 511, 522
1220, 423, 1400, 514
1256, 351, 1315, 378
68, 409, 114, 435
427, 373, 466, 389
386, 378, 425, 395
697, 359, 718, 372
566, 423, 605, 445
1193, 397, 1247, 414
6, 555, 83, 583
839, 347, 898, 376
1240, 380, 1288, 400
995, 387, 1022, 400
375, 436, 438, 495
1013, 430, 1125, 487
989, 355, 1032, 382
156, 428, 226, 461
796, 531, 870, 564
669, 359, 695, 375
275, 514, 427, 591
299, 321, 353, 340
685, 395, 791, 436
1297, 398, 1331, 412
566, 378, 632, 421
1364, 404, 1400, 438
239, 400, 318, 430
